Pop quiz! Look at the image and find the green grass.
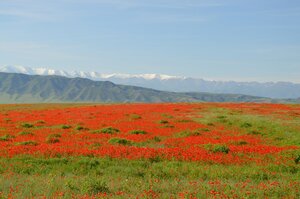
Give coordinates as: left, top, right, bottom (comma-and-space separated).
46, 135, 60, 144
0, 134, 15, 141
158, 120, 169, 124
61, 125, 72, 129
129, 130, 148, 135
194, 107, 300, 146
175, 129, 202, 138
108, 138, 132, 146
0, 156, 299, 198
93, 127, 120, 134
18, 131, 34, 136
128, 114, 142, 120
205, 144, 230, 154
14, 141, 38, 146
20, 123, 34, 128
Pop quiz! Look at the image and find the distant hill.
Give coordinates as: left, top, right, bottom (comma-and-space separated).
0, 72, 273, 103
1, 65, 300, 99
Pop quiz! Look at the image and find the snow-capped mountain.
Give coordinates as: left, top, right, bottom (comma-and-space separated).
1, 65, 300, 99
0, 65, 183, 80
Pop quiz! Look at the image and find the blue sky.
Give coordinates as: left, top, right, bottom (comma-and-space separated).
0, 0, 299, 82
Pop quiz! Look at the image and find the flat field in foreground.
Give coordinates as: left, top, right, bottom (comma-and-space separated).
0, 103, 299, 198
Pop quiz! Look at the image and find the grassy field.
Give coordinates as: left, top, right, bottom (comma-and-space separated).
0, 103, 299, 198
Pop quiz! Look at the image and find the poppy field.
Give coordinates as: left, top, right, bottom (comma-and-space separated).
0, 103, 299, 198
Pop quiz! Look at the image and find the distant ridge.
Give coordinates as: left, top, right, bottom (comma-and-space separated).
0, 72, 274, 103
1, 65, 300, 99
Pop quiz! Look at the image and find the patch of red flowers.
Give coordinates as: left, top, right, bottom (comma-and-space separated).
0, 103, 298, 164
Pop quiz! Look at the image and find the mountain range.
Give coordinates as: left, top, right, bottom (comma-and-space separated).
1, 65, 299, 99
0, 72, 280, 103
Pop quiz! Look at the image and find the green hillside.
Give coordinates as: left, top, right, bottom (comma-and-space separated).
0, 72, 280, 103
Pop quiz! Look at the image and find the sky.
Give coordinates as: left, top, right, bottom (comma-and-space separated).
0, 0, 300, 82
